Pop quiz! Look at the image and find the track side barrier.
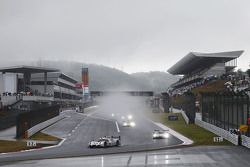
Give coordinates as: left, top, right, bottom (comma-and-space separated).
180, 110, 189, 124
242, 135, 250, 148
195, 118, 238, 145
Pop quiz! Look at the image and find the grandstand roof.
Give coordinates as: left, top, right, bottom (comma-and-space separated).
0, 65, 59, 73
168, 50, 244, 75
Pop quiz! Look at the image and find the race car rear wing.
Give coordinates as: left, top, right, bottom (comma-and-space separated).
101, 136, 121, 140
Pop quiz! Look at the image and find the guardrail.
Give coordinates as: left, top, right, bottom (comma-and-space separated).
195, 118, 238, 145
27, 115, 65, 138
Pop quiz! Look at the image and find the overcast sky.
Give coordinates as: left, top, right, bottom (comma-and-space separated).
0, 0, 249, 73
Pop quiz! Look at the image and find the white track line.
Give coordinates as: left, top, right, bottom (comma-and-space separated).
115, 121, 120, 133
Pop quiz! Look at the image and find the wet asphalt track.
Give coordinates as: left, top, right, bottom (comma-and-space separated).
0, 109, 182, 163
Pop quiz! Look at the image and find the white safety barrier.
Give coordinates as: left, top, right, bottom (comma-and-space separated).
195, 118, 238, 145
195, 113, 202, 120
180, 110, 189, 124
171, 108, 189, 124
27, 115, 65, 138
159, 105, 164, 112
242, 135, 250, 148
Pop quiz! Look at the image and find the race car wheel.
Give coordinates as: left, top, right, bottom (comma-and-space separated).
116, 141, 120, 146
104, 142, 107, 147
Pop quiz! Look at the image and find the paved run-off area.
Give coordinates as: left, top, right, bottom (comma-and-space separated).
1, 109, 250, 166
1, 145, 250, 167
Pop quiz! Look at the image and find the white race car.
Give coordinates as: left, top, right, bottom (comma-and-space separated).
122, 120, 136, 127
152, 130, 169, 139
88, 136, 121, 148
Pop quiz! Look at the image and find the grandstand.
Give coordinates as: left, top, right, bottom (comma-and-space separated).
167, 50, 244, 95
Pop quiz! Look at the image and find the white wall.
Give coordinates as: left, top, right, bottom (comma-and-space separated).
2, 73, 17, 93
0, 74, 4, 94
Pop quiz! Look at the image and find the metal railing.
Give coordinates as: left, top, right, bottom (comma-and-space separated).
201, 91, 250, 136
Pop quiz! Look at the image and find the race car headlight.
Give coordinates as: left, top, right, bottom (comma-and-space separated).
128, 115, 133, 120
123, 122, 128, 126
164, 133, 169, 138
153, 134, 157, 138
130, 122, 135, 127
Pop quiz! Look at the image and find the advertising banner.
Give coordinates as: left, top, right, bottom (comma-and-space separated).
82, 68, 89, 87
82, 68, 89, 97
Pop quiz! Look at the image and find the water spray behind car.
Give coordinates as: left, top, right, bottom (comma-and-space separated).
95, 89, 150, 128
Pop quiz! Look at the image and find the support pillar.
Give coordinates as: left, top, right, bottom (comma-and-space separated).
44, 72, 47, 94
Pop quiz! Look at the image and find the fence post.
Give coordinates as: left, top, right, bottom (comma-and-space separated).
247, 95, 250, 137
24, 130, 28, 139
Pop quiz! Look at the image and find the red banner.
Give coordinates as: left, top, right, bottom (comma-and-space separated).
82, 68, 89, 87
248, 118, 250, 125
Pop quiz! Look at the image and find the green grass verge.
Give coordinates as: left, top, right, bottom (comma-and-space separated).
0, 140, 27, 153
0, 132, 59, 153
0, 140, 50, 153
29, 132, 61, 142
148, 112, 232, 146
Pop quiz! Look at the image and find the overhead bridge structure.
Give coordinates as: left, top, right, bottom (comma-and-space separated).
90, 91, 154, 96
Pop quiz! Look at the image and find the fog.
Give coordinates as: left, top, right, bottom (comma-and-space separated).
0, 0, 250, 73
96, 93, 150, 125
